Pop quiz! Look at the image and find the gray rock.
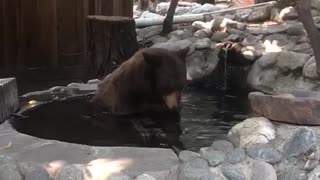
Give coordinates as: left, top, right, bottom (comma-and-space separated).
195, 38, 211, 49
264, 34, 288, 46
224, 34, 241, 42
211, 32, 229, 42
246, 144, 282, 164
135, 174, 157, 180
179, 150, 200, 163
109, 174, 132, 180
0, 164, 23, 180
191, 3, 220, 14
199, 147, 225, 167
25, 168, 50, 180
292, 43, 312, 54
137, 26, 162, 40
177, 158, 216, 180
312, 0, 320, 10
152, 36, 168, 44
251, 161, 277, 180
303, 57, 318, 79
287, 24, 306, 36
282, 167, 307, 180
279, 6, 298, 21
242, 35, 260, 46
156, 2, 170, 15
211, 140, 234, 154
227, 117, 276, 148
168, 29, 193, 40
227, 148, 246, 164
307, 165, 320, 180
152, 39, 193, 52
305, 159, 319, 171
175, 7, 191, 15
0, 155, 18, 168
194, 29, 211, 39
284, 127, 317, 158
140, 171, 169, 180
247, 6, 271, 22
246, 24, 289, 35
140, 11, 164, 19
54, 165, 85, 180
221, 167, 246, 180
276, 51, 310, 73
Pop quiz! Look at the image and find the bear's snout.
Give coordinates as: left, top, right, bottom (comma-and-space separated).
163, 91, 181, 110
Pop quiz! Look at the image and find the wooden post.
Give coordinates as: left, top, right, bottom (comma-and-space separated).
86, 16, 139, 78
0, 78, 19, 123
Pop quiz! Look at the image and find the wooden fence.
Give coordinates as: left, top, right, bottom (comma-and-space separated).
0, 0, 133, 81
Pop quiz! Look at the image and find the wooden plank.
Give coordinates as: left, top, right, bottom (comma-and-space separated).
0, 78, 19, 123
57, 0, 85, 67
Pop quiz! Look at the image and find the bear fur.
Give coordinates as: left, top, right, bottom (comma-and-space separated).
92, 47, 190, 114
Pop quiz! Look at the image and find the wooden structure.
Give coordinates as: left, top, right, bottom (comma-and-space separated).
0, 0, 133, 81
0, 78, 18, 123
87, 16, 138, 77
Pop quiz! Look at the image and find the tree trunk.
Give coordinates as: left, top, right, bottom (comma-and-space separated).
162, 0, 179, 34
86, 16, 139, 78
0, 78, 18, 124
297, 0, 320, 75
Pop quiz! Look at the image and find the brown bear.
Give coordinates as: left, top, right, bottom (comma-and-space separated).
91, 47, 190, 114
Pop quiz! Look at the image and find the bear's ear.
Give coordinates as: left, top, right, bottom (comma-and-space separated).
175, 47, 190, 61
142, 52, 162, 67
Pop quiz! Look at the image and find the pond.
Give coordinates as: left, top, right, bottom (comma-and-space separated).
10, 87, 248, 152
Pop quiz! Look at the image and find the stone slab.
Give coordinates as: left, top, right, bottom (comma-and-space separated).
0, 78, 19, 123
249, 91, 320, 125
0, 121, 179, 177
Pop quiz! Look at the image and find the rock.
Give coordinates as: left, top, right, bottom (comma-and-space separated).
0, 164, 23, 180
195, 38, 211, 49
211, 32, 229, 42
276, 51, 310, 73
168, 29, 193, 40
191, 3, 220, 14
304, 159, 319, 171
312, 0, 320, 10
247, 6, 272, 22
137, 26, 162, 40
54, 165, 85, 180
227, 117, 276, 148
156, 2, 170, 15
140, 171, 169, 180
87, 79, 100, 84
177, 158, 216, 180
307, 165, 320, 180
246, 144, 282, 164
0, 78, 19, 123
224, 34, 241, 42
179, 151, 200, 163
194, 29, 211, 39
249, 92, 320, 125
284, 127, 317, 158
109, 174, 132, 180
25, 168, 50, 180
242, 35, 260, 46
152, 36, 168, 44
139, 11, 164, 19
192, 21, 212, 30
152, 39, 193, 52
175, 7, 191, 15
251, 161, 277, 180
264, 34, 288, 46
312, 9, 320, 17
135, 174, 157, 180
279, 6, 298, 21
0, 155, 18, 168
303, 57, 318, 79
221, 167, 246, 180
199, 147, 225, 167
292, 43, 312, 54
235, 9, 252, 22
282, 167, 307, 180
186, 47, 221, 81
246, 24, 289, 35
211, 140, 234, 154
227, 148, 246, 164
287, 24, 306, 36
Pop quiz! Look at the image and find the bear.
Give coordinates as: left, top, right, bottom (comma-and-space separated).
91, 47, 190, 114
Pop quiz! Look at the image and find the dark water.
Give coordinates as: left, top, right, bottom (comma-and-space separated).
10, 89, 248, 152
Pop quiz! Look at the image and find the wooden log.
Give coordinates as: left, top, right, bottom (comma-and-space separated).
135, 1, 276, 27
86, 16, 139, 78
0, 78, 19, 123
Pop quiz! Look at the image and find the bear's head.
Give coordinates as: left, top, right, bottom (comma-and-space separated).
141, 47, 190, 111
